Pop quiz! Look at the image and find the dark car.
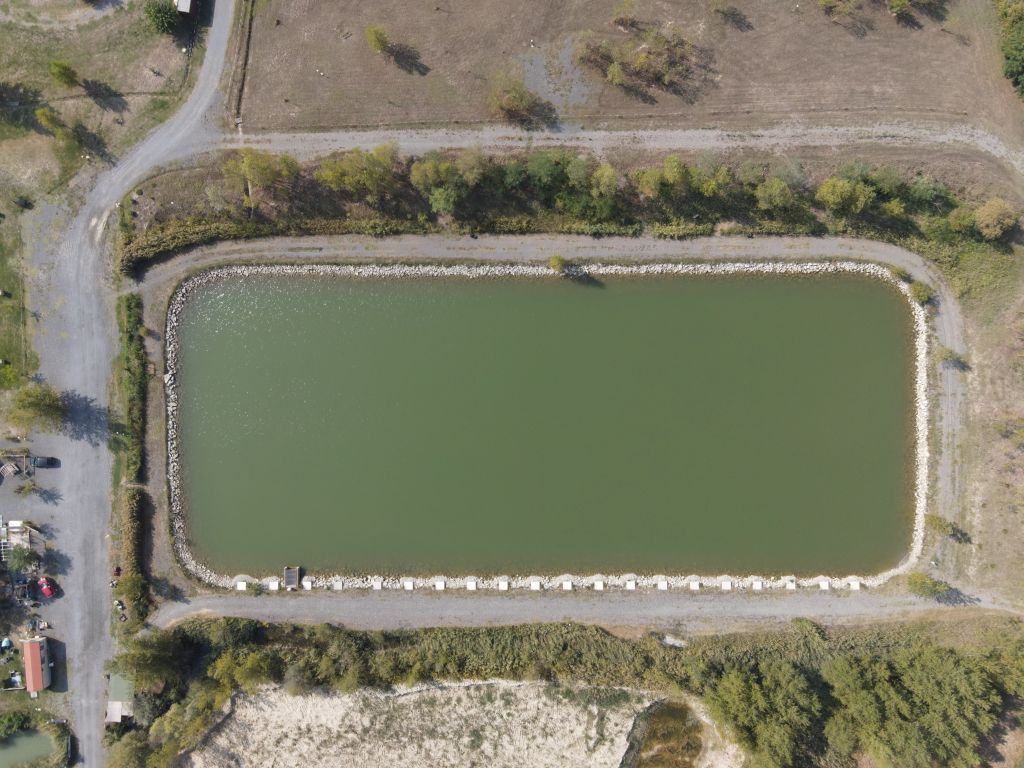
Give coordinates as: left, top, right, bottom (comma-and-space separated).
30, 456, 58, 469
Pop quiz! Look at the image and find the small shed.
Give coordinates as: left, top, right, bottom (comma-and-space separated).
175, 0, 194, 14
22, 636, 51, 698
105, 673, 135, 724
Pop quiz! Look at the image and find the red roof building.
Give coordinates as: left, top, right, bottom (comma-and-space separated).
22, 637, 51, 697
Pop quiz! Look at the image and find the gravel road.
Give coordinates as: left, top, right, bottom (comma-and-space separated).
152, 590, 1010, 635
18, 0, 237, 763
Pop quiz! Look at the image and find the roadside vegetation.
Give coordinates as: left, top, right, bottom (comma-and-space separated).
112, 295, 151, 633
119, 149, 1018, 303
106, 616, 1024, 768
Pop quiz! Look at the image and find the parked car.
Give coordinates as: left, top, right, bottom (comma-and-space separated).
30, 456, 58, 469
37, 577, 55, 599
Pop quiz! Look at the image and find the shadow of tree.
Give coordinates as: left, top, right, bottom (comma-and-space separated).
60, 390, 110, 446
82, 79, 128, 114
33, 486, 63, 506
43, 548, 71, 576
149, 576, 185, 602
563, 264, 606, 288
937, 587, 981, 606
715, 5, 754, 31
0, 81, 44, 131
70, 121, 114, 163
388, 43, 430, 76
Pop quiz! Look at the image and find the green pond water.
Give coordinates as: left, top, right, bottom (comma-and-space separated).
177, 271, 915, 576
0, 730, 53, 767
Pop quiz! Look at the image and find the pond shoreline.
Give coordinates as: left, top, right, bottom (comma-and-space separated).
162, 260, 928, 591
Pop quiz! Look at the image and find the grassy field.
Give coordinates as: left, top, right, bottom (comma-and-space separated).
233, 0, 1024, 142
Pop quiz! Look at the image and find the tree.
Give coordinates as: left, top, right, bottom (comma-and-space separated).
947, 206, 975, 234
8, 382, 64, 433
887, 0, 911, 15
410, 152, 459, 197
106, 731, 148, 768
144, 0, 178, 34
33, 106, 62, 133
755, 177, 795, 214
365, 25, 390, 55
815, 176, 875, 215
974, 197, 1017, 240
455, 148, 489, 188
428, 186, 459, 216
823, 646, 999, 768
315, 144, 399, 205
548, 254, 567, 273
5, 545, 40, 573
706, 661, 821, 768
223, 149, 294, 193
48, 61, 79, 88
109, 632, 187, 689
590, 162, 619, 200
907, 572, 952, 599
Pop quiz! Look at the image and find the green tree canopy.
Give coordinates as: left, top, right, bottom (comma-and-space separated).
223, 149, 296, 193
315, 144, 399, 205
706, 661, 821, 768
815, 176, 875, 215
48, 61, 79, 88
144, 0, 178, 35
5, 545, 40, 573
755, 177, 795, 214
974, 197, 1017, 240
823, 646, 1000, 768
109, 632, 189, 689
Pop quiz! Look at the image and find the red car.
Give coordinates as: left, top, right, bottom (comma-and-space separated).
37, 578, 55, 599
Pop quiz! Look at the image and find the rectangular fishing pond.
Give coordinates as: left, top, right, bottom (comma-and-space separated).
173, 268, 916, 576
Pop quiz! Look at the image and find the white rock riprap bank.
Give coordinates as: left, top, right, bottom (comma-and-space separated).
183, 682, 653, 768
164, 261, 928, 591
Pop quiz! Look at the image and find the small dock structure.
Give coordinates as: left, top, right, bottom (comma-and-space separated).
282, 566, 300, 591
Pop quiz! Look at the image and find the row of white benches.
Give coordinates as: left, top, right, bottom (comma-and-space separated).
239, 577, 863, 592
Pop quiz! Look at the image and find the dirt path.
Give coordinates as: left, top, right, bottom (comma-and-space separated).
221, 122, 1024, 176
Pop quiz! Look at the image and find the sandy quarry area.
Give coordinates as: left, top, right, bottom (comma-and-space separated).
184, 681, 741, 768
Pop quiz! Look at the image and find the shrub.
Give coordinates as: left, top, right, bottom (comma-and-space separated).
548, 254, 566, 273
925, 513, 956, 538
119, 219, 279, 273
8, 382, 64, 433
907, 572, 952, 599
909, 280, 934, 305
6, 545, 40, 573
487, 73, 552, 128
144, 0, 178, 34
973, 197, 1017, 240
0, 711, 29, 740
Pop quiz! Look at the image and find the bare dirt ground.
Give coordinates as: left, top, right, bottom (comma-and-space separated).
234, 0, 1024, 148
184, 681, 739, 768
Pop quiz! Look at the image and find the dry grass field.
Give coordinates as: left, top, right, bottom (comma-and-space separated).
235, 0, 1024, 144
